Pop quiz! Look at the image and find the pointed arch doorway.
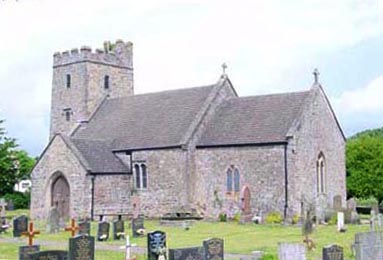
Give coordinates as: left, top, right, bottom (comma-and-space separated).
51, 175, 70, 220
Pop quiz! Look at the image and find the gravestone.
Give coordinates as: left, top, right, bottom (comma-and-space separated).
370, 210, 377, 231
97, 221, 110, 241
347, 198, 357, 212
148, 230, 167, 260
354, 231, 383, 260
113, 219, 125, 240
333, 195, 342, 211
316, 194, 327, 224
46, 207, 60, 233
169, 247, 204, 260
323, 244, 343, 260
278, 243, 306, 260
19, 245, 40, 260
28, 250, 68, 260
13, 215, 28, 237
337, 212, 345, 232
78, 221, 90, 236
378, 214, 382, 230
239, 186, 252, 223
0, 199, 7, 221
132, 217, 145, 237
6, 199, 14, 211
68, 235, 95, 260
203, 238, 224, 260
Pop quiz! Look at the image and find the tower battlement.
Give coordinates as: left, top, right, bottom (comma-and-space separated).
53, 40, 133, 68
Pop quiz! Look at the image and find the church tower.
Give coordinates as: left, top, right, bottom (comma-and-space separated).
50, 40, 134, 138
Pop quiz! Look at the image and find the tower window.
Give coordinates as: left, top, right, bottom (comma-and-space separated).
104, 75, 110, 89
63, 108, 72, 122
66, 74, 71, 88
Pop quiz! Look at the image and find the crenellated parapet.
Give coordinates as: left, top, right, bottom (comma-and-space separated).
53, 40, 133, 69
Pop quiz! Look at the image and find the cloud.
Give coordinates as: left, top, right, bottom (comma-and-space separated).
0, 0, 383, 154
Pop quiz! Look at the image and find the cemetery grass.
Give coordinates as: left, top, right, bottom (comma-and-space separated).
0, 212, 371, 260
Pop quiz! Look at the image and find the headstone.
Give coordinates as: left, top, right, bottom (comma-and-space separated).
132, 196, 141, 219
19, 245, 40, 260
113, 219, 125, 240
323, 244, 343, 260
148, 230, 167, 260
97, 221, 110, 241
132, 217, 145, 237
370, 210, 377, 231
316, 194, 327, 224
78, 221, 90, 236
169, 247, 204, 260
371, 202, 379, 214
46, 207, 60, 233
354, 231, 383, 260
68, 235, 95, 260
13, 215, 28, 237
337, 212, 345, 232
28, 250, 68, 260
6, 200, 14, 211
203, 238, 224, 260
378, 214, 382, 230
333, 195, 342, 211
239, 186, 252, 223
278, 243, 306, 260
0, 199, 7, 219
347, 198, 357, 212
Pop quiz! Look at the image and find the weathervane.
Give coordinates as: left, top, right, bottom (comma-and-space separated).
313, 68, 320, 84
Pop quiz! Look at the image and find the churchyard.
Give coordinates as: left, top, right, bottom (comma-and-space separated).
2, 208, 383, 260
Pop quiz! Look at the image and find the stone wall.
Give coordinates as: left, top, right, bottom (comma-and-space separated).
287, 85, 346, 217
194, 145, 286, 219
31, 135, 91, 220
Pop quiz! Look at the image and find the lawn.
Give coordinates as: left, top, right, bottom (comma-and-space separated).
0, 210, 371, 260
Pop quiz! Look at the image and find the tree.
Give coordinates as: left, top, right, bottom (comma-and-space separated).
346, 127, 383, 202
0, 120, 36, 196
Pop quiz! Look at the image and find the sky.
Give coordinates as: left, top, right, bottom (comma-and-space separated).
0, 0, 383, 156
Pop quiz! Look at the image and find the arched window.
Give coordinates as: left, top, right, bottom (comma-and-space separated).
234, 168, 240, 192
226, 168, 233, 192
104, 75, 110, 89
134, 163, 148, 190
141, 164, 147, 189
134, 164, 141, 189
316, 152, 326, 194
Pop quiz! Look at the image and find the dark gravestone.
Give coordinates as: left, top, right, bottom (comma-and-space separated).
333, 195, 342, 211
169, 247, 204, 260
69, 235, 95, 260
13, 215, 28, 237
78, 221, 90, 236
355, 231, 383, 260
203, 238, 224, 260
113, 219, 125, 240
323, 244, 343, 260
132, 217, 145, 237
148, 230, 167, 260
19, 245, 40, 260
6, 200, 14, 211
97, 221, 110, 241
28, 250, 68, 260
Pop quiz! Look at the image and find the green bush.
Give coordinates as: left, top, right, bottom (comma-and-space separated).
328, 213, 337, 225
219, 213, 227, 222
265, 212, 283, 224
233, 212, 241, 223
3, 192, 30, 209
355, 196, 378, 207
260, 254, 277, 260
291, 214, 300, 225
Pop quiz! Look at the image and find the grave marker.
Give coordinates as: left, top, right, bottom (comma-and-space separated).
354, 231, 383, 260
323, 244, 343, 260
169, 247, 204, 260
78, 221, 90, 236
333, 195, 342, 211
65, 218, 79, 237
46, 207, 60, 233
203, 238, 224, 260
337, 212, 345, 232
21, 222, 40, 246
13, 215, 28, 237
68, 235, 95, 260
148, 230, 167, 260
97, 221, 110, 241
278, 243, 306, 260
113, 219, 125, 240
28, 250, 68, 260
132, 217, 145, 237
19, 245, 40, 260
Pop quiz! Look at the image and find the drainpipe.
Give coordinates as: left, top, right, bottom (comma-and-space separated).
284, 143, 289, 222
90, 174, 95, 221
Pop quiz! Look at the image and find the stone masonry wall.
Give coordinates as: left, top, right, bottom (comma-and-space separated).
287, 85, 346, 217
194, 145, 286, 219
31, 135, 91, 220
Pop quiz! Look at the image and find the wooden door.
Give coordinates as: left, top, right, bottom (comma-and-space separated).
51, 176, 70, 220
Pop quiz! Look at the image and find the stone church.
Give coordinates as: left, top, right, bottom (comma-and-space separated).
31, 40, 346, 222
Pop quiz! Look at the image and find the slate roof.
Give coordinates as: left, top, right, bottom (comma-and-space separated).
74, 84, 217, 150
197, 91, 310, 147
70, 138, 128, 173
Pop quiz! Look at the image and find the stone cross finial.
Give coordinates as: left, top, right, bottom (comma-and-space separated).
313, 68, 320, 84
65, 218, 79, 237
222, 63, 228, 76
21, 222, 40, 246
